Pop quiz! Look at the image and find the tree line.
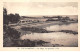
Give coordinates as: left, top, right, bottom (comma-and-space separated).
3, 8, 20, 25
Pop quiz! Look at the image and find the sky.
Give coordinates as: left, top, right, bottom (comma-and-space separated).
4, 2, 78, 16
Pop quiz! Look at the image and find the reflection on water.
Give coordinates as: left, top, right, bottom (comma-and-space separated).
45, 23, 78, 32
20, 23, 78, 47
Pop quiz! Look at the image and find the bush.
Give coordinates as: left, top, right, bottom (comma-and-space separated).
3, 25, 21, 47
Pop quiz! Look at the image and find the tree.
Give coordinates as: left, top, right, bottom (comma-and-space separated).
3, 8, 7, 15
3, 8, 9, 25
8, 13, 20, 23
3, 7, 20, 24
15, 13, 20, 23
65, 16, 70, 20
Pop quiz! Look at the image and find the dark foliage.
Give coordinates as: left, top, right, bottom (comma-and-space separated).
8, 13, 20, 23
3, 8, 20, 25
21, 27, 53, 33
59, 30, 78, 35
3, 25, 21, 39
11, 39, 49, 47
3, 25, 21, 47
3, 8, 9, 25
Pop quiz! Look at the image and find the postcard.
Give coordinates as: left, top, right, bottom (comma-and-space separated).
0, 0, 80, 51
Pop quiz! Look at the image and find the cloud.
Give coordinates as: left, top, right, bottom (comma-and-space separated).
18, 6, 77, 15
4, 2, 78, 16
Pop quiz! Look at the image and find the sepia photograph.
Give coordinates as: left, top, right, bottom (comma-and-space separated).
3, 2, 78, 47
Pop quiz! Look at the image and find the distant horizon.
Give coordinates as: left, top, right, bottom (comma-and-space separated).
20, 15, 78, 19
21, 15, 78, 16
